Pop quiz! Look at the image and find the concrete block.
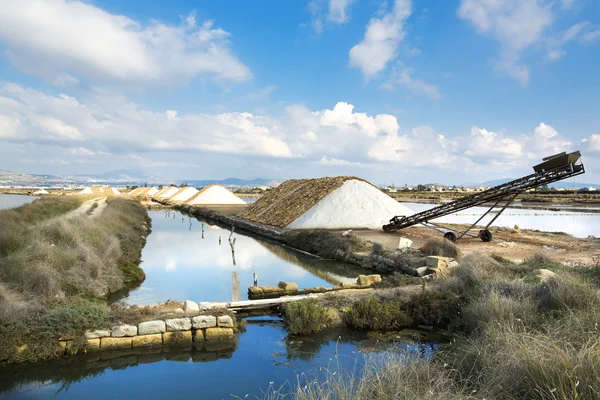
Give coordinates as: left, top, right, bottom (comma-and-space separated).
132, 334, 163, 348
84, 329, 111, 339
111, 325, 137, 337
399, 237, 413, 251
85, 339, 101, 353
416, 266, 430, 277
183, 300, 199, 312
166, 318, 192, 332
101, 337, 132, 350
192, 315, 216, 329
163, 331, 193, 345
193, 329, 205, 341
426, 256, 450, 269
217, 315, 234, 328
138, 320, 166, 335
204, 327, 235, 341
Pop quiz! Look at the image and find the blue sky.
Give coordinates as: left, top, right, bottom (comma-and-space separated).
0, 0, 598, 185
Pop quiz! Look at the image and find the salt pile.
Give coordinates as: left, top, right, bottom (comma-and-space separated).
33, 189, 49, 195
239, 176, 412, 230
79, 187, 93, 194
186, 185, 246, 205
146, 187, 159, 196
170, 187, 199, 202
157, 186, 179, 199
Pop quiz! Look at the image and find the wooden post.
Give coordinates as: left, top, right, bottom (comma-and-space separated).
253, 272, 258, 287
232, 272, 241, 302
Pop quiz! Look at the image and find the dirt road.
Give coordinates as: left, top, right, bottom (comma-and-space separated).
67, 197, 107, 219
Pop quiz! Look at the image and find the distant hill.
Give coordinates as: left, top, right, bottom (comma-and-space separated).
475, 179, 599, 190
0, 168, 170, 186
179, 178, 280, 188
67, 169, 169, 185
0, 169, 74, 186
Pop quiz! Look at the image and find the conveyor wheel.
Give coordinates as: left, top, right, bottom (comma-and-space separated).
479, 229, 492, 242
444, 231, 457, 243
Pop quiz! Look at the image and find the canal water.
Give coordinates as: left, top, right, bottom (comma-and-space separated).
0, 194, 37, 210
0, 317, 438, 399
113, 209, 370, 305
400, 202, 600, 238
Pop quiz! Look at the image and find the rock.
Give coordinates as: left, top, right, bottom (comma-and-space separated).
357, 274, 382, 286
261, 286, 283, 294
341, 282, 361, 289
138, 320, 166, 335
426, 256, 450, 269
132, 334, 163, 347
183, 300, 199, 312
278, 281, 299, 293
448, 260, 459, 268
163, 331, 193, 345
84, 329, 111, 339
217, 315, 234, 328
204, 327, 235, 341
398, 237, 413, 252
416, 266, 430, 277
166, 318, 192, 331
100, 337, 132, 350
85, 339, 101, 353
533, 269, 557, 281
513, 224, 521, 233
341, 230, 353, 237
111, 325, 137, 337
198, 302, 211, 310
192, 315, 216, 329
174, 308, 185, 314
193, 330, 205, 341
247, 287, 263, 296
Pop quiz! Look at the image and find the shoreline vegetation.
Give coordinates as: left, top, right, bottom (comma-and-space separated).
273, 250, 600, 399
0, 196, 150, 364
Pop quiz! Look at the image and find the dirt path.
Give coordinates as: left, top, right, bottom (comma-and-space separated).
67, 197, 107, 219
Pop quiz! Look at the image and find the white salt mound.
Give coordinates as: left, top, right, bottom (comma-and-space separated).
286, 179, 413, 230
111, 187, 121, 195
158, 186, 179, 198
79, 187, 92, 194
33, 189, 49, 195
146, 187, 159, 196
188, 185, 246, 205
170, 187, 199, 202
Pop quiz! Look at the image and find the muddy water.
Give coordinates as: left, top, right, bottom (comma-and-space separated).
0, 318, 439, 400
0, 194, 37, 210
113, 210, 370, 305
401, 202, 600, 238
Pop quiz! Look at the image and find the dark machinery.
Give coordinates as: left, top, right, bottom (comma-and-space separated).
383, 151, 585, 242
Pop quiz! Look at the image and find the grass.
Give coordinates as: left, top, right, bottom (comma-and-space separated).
0, 196, 150, 364
266, 251, 600, 400
344, 296, 413, 331
283, 299, 330, 335
282, 230, 371, 260
421, 237, 462, 259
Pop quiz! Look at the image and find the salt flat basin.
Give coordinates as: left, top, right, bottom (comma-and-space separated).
401, 202, 600, 238
0, 194, 38, 210
114, 210, 370, 305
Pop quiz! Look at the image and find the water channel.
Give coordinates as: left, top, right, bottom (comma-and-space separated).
0, 194, 37, 210
399, 202, 600, 238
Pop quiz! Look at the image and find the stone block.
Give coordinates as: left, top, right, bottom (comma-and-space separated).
398, 237, 413, 251
192, 315, 216, 329
111, 325, 137, 337
101, 337, 132, 350
84, 329, 111, 339
204, 327, 235, 341
132, 334, 163, 347
85, 339, 101, 353
217, 315, 234, 328
357, 274, 382, 286
198, 301, 211, 310
166, 318, 192, 332
193, 329, 205, 341
138, 320, 166, 335
261, 286, 282, 294
163, 331, 193, 345
416, 266, 430, 277
278, 281, 299, 293
183, 300, 199, 312
426, 256, 450, 269
247, 287, 263, 296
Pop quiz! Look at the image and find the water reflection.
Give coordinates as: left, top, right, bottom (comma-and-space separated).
0, 319, 437, 400
402, 202, 600, 238
0, 194, 38, 210
117, 210, 368, 305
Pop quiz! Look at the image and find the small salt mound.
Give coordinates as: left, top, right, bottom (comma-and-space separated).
79, 187, 93, 194
170, 187, 199, 202
146, 187, 159, 196
111, 187, 121, 195
187, 185, 246, 205
286, 179, 412, 230
157, 186, 179, 198
33, 189, 49, 195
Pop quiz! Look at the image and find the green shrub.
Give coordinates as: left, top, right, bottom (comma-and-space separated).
344, 296, 413, 331
533, 276, 600, 312
283, 299, 330, 335
375, 272, 420, 288
405, 290, 460, 327
422, 238, 462, 259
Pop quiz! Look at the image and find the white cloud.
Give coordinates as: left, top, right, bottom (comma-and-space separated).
0, 82, 588, 176
383, 63, 442, 99
458, 0, 553, 86
585, 134, 600, 153
0, 0, 251, 86
545, 21, 590, 61
581, 29, 600, 44
309, 0, 355, 34
349, 0, 412, 78
0, 114, 21, 138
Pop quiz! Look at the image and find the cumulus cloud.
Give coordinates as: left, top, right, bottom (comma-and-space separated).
584, 134, 600, 153
0, 1, 251, 86
349, 0, 412, 78
383, 63, 442, 99
0, 82, 588, 177
309, 0, 355, 34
